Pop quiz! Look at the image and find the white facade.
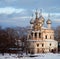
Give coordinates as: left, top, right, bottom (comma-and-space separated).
27, 10, 58, 54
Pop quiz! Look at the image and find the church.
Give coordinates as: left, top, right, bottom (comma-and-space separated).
27, 10, 58, 54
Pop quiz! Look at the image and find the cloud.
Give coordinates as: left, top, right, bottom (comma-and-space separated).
53, 19, 60, 22
1, 0, 16, 1
0, 0, 60, 27
39, 12, 60, 20
0, 7, 60, 19
0, 7, 60, 27
0, 19, 16, 23
0, 7, 25, 14
12, 16, 32, 20
0, 0, 17, 3
0, 18, 30, 27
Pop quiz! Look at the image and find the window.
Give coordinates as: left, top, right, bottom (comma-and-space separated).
37, 44, 39, 47
50, 43, 51, 46
50, 36, 51, 39
35, 32, 37, 38
39, 33, 41, 38
42, 44, 44, 47
45, 35, 47, 39
31, 32, 33, 36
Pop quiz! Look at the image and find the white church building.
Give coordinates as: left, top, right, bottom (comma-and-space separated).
27, 10, 58, 54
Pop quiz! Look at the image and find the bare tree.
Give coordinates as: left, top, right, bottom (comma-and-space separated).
54, 26, 60, 40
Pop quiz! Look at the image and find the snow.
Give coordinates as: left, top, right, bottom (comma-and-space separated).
0, 53, 60, 59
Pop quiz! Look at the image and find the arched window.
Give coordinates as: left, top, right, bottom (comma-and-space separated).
37, 44, 39, 47
39, 33, 41, 38
42, 44, 44, 47
45, 35, 47, 39
35, 32, 37, 38
31, 32, 33, 36
50, 43, 51, 46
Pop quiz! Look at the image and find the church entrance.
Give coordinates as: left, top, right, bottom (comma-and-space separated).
50, 48, 56, 53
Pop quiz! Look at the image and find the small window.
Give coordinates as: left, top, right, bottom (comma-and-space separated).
42, 44, 44, 47
50, 43, 51, 46
37, 44, 39, 47
50, 36, 51, 39
31, 32, 33, 36
35, 32, 37, 38
39, 33, 41, 38
45, 35, 47, 39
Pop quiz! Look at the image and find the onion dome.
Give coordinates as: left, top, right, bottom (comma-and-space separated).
46, 19, 51, 24
30, 19, 34, 24
39, 16, 44, 22
38, 19, 42, 23
39, 9, 44, 22
38, 16, 45, 26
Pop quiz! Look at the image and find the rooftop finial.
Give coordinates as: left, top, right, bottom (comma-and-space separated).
47, 14, 51, 24
48, 13, 50, 19
39, 9, 42, 16
35, 9, 38, 18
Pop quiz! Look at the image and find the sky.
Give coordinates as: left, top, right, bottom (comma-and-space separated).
0, 0, 60, 28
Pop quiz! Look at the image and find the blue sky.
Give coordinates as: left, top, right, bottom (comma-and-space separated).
0, 0, 60, 28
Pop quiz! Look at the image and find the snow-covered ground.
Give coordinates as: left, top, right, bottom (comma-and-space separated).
0, 53, 60, 59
